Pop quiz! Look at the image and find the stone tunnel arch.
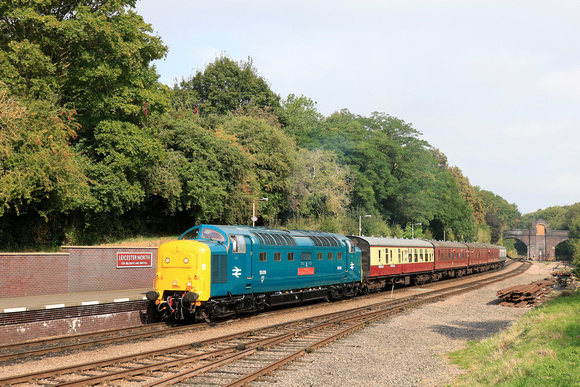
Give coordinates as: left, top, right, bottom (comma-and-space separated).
503, 218, 569, 261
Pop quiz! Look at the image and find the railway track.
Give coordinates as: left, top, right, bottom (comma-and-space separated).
0, 259, 519, 364
0, 260, 530, 386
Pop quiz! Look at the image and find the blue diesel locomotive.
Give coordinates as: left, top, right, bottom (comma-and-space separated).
146, 225, 362, 321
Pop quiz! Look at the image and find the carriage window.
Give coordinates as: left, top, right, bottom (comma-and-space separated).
274, 252, 281, 262
378, 249, 381, 263
288, 252, 295, 261
317, 252, 323, 261
259, 252, 267, 262
230, 235, 246, 253
327, 252, 333, 260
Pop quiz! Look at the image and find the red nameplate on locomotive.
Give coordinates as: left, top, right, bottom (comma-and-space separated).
298, 267, 315, 275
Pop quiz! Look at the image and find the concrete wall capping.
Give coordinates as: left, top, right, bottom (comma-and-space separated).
0, 252, 70, 256
62, 246, 156, 250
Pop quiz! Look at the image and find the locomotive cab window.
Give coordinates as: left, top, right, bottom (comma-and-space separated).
230, 235, 246, 253
201, 228, 226, 242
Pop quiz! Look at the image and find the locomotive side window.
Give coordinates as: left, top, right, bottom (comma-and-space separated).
287, 252, 295, 261
327, 252, 333, 260
230, 235, 246, 253
274, 252, 281, 262
337, 252, 342, 260
301, 252, 312, 261
317, 252, 323, 261
259, 252, 267, 262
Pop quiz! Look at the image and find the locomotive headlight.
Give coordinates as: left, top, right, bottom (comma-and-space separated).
173, 280, 178, 286
183, 257, 189, 264
165, 257, 170, 263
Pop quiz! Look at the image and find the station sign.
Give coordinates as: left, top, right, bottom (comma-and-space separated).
117, 252, 153, 268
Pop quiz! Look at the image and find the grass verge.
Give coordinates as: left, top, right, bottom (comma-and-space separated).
448, 290, 580, 386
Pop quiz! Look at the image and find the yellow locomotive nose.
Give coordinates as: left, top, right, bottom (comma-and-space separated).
152, 240, 211, 302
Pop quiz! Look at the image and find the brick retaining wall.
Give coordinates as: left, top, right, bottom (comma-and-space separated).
0, 247, 158, 298
0, 253, 69, 298
63, 246, 157, 292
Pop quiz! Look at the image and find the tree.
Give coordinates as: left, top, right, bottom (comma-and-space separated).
288, 149, 352, 218
0, 87, 89, 247
156, 112, 260, 225
82, 120, 168, 215
279, 93, 324, 148
476, 188, 521, 232
448, 166, 485, 224
0, 0, 169, 130
219, 114, 297, 222
175, 55, 280, 117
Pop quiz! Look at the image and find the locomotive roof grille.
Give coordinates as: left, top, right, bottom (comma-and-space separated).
252, 232, 297, 246
309, 235, 340, 247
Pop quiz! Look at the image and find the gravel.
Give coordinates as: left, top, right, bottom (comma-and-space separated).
1, 261, 560, 386
251, 261, 560, 387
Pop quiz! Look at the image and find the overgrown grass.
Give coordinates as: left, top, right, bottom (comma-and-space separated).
448, 290, 580, 386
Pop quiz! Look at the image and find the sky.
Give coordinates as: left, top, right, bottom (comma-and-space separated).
135, 0, 580, 215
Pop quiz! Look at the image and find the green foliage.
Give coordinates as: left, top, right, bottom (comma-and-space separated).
175, 55, 280, 117
475, 187, 521, 243
287, 149, 351, 218
219, 114, 297, 221
279, 93, 324, 148
157, 113, 259, 224
0, 89, 88, 217
0, 7, 534, 249
0, 0, 169, 129
82, 120, 167, 215
0, 88, 90, 248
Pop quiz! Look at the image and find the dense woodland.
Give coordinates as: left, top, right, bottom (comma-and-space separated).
0, 1, 578, 271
